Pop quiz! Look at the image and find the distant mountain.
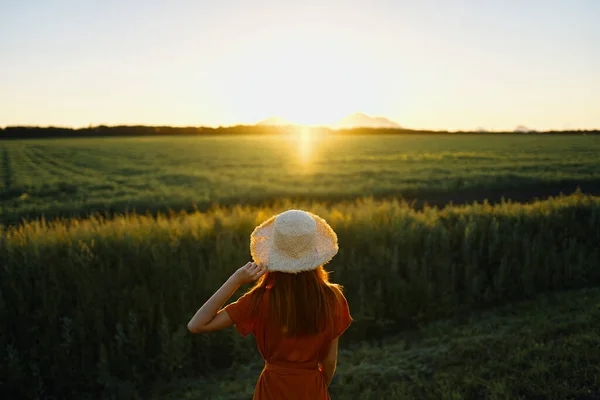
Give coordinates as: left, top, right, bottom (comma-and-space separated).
256, 113, 401, 129
333, 112, 401, 129
514, 125, 536, 133
256, 117, 294, 126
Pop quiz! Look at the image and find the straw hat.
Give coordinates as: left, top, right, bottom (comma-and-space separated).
250, 210, 338, 273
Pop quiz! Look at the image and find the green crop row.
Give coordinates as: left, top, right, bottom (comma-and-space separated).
2, 134, 600, 225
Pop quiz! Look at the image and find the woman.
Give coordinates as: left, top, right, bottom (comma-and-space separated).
187, 209, 352, 399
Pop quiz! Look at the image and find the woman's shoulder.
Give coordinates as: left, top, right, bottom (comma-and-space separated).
227, 287, 267, 314
327, 283, 347, 303
323, 283, 350, 321
326, 283, 352, 337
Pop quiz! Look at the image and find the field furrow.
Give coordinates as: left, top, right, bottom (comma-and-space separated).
25, 145, 91, 181
20, 145, 59, 185
1, 145, 11, 190
9, 144, 42, 189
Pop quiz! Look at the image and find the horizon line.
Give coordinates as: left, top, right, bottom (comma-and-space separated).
1, 124, 599, 133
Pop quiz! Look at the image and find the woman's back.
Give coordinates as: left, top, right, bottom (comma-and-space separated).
188, 210, 351, 400
225, 284, 352, 399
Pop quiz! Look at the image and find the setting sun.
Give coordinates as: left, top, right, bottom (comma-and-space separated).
220, 30, 384, 127
2, 2, 598, 130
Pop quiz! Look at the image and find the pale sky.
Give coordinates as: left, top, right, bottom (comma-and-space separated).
1, 0, 599, 130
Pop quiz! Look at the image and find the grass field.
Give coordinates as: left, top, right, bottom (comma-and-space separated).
2, 133, 600, 225
155, 287, 600, 400
2, 193, 600, 399
2, 133, 600, 399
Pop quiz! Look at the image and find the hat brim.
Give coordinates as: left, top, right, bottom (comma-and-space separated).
250, 212, 338, 273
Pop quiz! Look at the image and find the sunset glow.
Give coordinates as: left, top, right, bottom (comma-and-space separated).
296, 128, 315, 164
1, 1, 599, 131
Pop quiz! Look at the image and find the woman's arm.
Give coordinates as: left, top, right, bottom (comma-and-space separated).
321, 337, 339, 387
187, 262, 265, 333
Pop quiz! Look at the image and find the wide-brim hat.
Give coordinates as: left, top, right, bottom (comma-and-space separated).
250, 210, 338, 273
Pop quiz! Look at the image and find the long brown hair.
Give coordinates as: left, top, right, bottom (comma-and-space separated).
245, 265, 343, 336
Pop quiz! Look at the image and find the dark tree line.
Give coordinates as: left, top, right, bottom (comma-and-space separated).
0, 125, 598, 139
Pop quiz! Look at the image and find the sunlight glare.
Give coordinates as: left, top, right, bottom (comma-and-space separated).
297, 127, 314, 165
284, 126, 320, 174
220, 31, 383, 127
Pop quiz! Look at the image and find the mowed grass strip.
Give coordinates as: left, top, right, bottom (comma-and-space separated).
155, 287, 600, 400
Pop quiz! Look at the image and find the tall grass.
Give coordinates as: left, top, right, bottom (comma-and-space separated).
1, 193, 600, 398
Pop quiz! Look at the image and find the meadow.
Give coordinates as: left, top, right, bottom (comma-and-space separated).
2, 133, 600, 225
2, 193, 600, 399
2, 133, 600, 399
158, 286, 600, 400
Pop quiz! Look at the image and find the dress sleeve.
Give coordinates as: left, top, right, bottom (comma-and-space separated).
332, 290, 352, 339
223, 291, 256, 337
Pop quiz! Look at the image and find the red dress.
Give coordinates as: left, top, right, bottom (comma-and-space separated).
224, 288, 352, 400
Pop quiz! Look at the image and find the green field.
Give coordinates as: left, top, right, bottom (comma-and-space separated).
2, 193, 600, 398
156, 287, 600, 400
2, 133, 600, 224
3, 133, 600, 399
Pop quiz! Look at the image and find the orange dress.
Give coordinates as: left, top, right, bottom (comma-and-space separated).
224, 288, 352, 400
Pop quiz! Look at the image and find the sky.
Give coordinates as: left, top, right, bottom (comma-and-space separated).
1, 0, 599, 131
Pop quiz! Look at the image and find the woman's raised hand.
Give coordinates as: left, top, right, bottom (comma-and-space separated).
234, 261, 267, 285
